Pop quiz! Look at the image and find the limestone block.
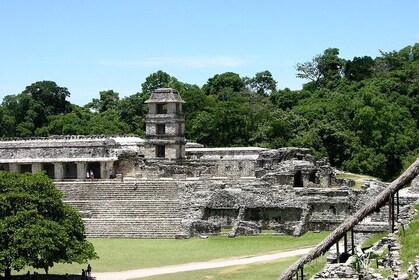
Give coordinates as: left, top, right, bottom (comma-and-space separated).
9, 163, 19, 172
54, 163, 64, 180
32, 163, 42, 173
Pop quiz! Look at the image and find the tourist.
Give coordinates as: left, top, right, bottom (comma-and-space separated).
87, 264, 92, 278
81, 269, 86, 280
86, 171, 90, 179
90, 170, 94, 180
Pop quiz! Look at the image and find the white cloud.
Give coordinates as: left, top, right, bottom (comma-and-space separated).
97, 56, 250, 68
415, 33, 419, 40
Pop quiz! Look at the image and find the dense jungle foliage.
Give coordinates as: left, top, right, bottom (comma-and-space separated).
0, 45, 418, 181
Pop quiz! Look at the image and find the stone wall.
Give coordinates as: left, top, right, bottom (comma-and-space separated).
177, 179, 362, 237
2, 136, 370, 238
0, 135, 144, 163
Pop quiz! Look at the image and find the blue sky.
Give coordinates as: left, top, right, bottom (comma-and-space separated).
0, 1, 418, 105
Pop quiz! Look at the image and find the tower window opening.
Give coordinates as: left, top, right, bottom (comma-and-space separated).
156, 103, 167, 114
157, 124, 165, 135
156, 145, 165, 158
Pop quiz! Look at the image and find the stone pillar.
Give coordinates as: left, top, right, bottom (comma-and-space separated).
77, 162, 87, 179
322, 174, 331, 188
108, 161, 114, 178
32, 163, 42, 174
303, 174, 310, 187
54, 163, 64, 180
9, 163, 19, 173
100, 161, 114, 179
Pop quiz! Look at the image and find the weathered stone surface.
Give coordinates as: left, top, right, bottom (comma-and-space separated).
230, 221, 261, 236
189, 220, 221, 236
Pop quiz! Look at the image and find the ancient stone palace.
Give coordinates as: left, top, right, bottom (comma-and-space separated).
0, 88, 408, 238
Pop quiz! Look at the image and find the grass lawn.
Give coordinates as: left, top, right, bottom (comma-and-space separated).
136, 256, 327, 280
336, 171, 377, 189
361, 231, 388, 247
399, 204, 419, 271
26, 231, 329, 275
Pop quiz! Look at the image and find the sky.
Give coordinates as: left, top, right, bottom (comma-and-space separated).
0, 1, 418, 105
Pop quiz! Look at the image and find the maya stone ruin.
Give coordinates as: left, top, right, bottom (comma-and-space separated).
0, 88, 415, 238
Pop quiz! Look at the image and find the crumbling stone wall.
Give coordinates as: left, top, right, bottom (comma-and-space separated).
177, 179, 359, 237
114, 151, 142, 177
2, 136, 367, 238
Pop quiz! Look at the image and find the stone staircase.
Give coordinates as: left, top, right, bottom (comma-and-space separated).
55, 180, 182, 238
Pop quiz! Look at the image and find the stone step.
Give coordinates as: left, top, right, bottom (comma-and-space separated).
83, 218, 182, 238
66, 200, 182, 219
56, 181, 184, 237
66, 200, 181, 208
57, 183, 179, 200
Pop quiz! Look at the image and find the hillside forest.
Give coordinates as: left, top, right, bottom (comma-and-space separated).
0, 44, 418, 181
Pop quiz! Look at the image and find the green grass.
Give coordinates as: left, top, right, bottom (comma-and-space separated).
220, 228, 231, 233
26, 231, 329, 275
399, 204, 419, 271
135, 256, 327, 280
361, 231, 388, 247
261, 229, 277, 234
336, 171, 376, 189
137, 257, 299, 280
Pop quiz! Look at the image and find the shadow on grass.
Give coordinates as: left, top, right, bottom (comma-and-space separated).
2, 275, 82, 280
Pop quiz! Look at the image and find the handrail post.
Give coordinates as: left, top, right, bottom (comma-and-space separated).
392, 193, 395, 231
388, 194, 394, 233
344, 231, 348, 254
336, 240, 340, 263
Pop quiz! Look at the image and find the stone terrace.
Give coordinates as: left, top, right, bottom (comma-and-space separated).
56, 180, 182, 238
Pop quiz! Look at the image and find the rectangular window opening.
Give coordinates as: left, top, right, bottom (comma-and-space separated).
156, 145, 165, 158
157, 124, 165, 135
156, 103, 167, 114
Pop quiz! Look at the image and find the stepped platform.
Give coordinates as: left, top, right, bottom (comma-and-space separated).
56, 180, 183, 238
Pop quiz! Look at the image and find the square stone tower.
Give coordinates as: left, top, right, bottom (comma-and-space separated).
144, 88, 186, 160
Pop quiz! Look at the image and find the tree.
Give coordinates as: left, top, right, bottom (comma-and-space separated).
244, 70, 277, 95
21, 81, 71, 128
344, 56, 375, 81
190, 96, 251, 147
0, 105, 16, 137
141, 71, 179, 94
203, 72, 244, 100
296, 48, 346, 89
0, 81, 71, 137
0, 172, 97, 278
270, 88, 310, 110
118, 92, 149, 136
87, 90, 120, 113
46, 105, 92, 135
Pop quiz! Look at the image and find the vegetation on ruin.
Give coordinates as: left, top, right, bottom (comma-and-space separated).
0, 172, 97, 279
23, 232, 329, 275
399, 204, 419, 270
361, 232, 388, 248
336, 171, 377, 189
0, 44, 418, 181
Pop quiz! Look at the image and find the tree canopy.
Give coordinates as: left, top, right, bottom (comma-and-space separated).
0, 171, 97, 278
0, 44, 418, 181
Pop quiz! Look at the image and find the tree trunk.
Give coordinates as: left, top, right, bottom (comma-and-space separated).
5, 267, 11, 280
